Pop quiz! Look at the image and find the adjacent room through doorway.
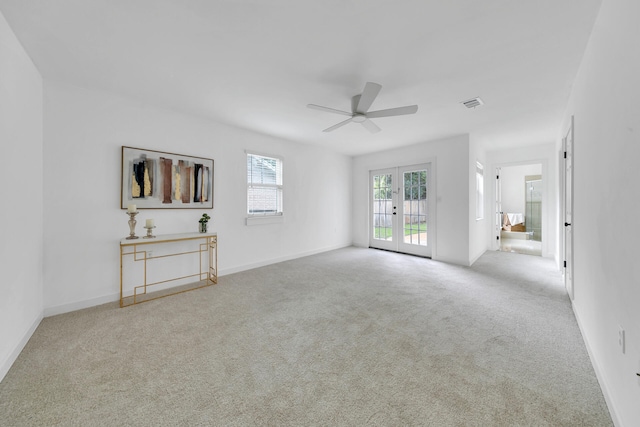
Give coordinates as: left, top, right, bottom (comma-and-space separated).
496, 163, 543, 256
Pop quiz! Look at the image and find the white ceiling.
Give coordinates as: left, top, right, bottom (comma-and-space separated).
0, 0, 602, 156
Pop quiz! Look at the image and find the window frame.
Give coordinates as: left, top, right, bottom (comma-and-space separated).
476, 161, 484, 220
246, 151, 284, 225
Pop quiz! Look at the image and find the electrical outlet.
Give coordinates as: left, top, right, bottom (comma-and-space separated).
147, 251, 153, 259
618, 326, 625, 354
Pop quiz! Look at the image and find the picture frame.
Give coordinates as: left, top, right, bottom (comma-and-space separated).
121, 146, 213, 209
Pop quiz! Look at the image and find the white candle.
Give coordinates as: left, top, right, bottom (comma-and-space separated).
127, 204, 137, 213
145, 219, 154, 228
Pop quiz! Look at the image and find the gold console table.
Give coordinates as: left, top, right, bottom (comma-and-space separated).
119, 232, 217, 307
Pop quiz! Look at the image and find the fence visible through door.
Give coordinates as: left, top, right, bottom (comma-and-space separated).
370, 164, 432, 257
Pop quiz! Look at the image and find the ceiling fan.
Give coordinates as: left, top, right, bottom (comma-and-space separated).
307, 82, 418, 133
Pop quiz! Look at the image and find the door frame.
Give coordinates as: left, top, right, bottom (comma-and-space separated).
494, 167, 502, 249
562, 116, 574, 300
369, 161, 436, 258
491, 159, 549, 256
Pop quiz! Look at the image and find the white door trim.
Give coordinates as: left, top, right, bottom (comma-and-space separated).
369, 162, 435, 258
491, 159, 549, 257
563, 116, 575, 300
495, 167, 502, 250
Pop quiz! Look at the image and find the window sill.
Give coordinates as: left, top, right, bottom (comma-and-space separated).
246, 215, 284, 226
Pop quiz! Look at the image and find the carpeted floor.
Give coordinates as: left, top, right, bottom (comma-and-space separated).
0, 247, 612, 426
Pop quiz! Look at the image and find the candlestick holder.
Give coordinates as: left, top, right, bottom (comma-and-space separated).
126, 211, 139, 239
143, 225, 156, 239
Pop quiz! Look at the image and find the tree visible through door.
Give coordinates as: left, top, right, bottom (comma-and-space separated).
370, 164, 432, 257
402, 170, 427, 246
372, 172, 394, 241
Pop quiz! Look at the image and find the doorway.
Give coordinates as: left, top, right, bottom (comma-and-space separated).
496, 164, 543, 256
369, 164, 433, 257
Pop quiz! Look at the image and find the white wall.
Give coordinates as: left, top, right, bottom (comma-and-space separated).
352, 135, 471, 265
0, 11, 44, 381
487, 144, 557, 259
500, 164, 542, 214
560, 0, 640, 424
43, 82, 352, 315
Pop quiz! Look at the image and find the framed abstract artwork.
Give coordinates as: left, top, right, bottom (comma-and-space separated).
121, 146, 214, 209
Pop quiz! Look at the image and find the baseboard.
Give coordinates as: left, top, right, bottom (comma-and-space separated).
469, 249, 486, 266
0, 312, 43, 383
219, 243, 352, 276
572, 304, 622, 427
42, 244, 352, 316
44, 293, 119, 317
432, 254, 471, 267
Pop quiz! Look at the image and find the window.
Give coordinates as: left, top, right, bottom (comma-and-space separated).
476, 161, 484, 220
246, 152, 283, 221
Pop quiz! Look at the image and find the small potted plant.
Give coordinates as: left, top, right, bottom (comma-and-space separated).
198, 213, 211, 233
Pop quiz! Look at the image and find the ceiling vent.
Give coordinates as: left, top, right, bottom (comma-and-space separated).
462, 97, 484, 109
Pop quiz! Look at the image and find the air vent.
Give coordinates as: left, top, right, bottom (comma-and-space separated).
462, 97, 484, 109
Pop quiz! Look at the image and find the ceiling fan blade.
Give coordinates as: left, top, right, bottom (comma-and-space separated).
361, 119, 381, 134
307, 104, 353, 117
323, 118, 353, 132
356, 82, 382, 113
366, 105, 419, 118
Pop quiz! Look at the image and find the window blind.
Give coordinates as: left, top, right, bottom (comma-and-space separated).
247, 152, 283, 216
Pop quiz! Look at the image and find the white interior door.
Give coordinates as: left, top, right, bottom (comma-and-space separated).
495, 167, 502, 250
370, 164, 432, 257
563, 117, 574, 300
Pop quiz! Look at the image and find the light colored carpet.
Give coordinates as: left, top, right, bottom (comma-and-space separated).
0, 247, 612, 426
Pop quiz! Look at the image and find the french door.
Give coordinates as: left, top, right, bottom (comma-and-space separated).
370, 164, 433, 257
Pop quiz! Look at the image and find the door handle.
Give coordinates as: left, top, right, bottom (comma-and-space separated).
393, 212, 397, 215
564, 222, 571, 227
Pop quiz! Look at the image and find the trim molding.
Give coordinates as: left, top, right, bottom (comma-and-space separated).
0, 313, 43, 383
44, 293, 119, 317
432, 254, 471, 267
572, 304, 621, 427
469, 249, 486, 266
42, 243, 352, 317
219, 243, 351, 276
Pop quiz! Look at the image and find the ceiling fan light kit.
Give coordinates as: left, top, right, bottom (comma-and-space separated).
308, 82, 418, 133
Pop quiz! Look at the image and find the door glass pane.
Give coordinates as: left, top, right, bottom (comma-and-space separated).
525, 178, 542, 242
403, 170, 427, 246
373, 173, 392, 241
